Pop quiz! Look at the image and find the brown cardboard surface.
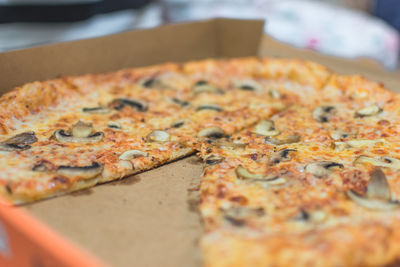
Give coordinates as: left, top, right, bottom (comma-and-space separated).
25, 156, 204, 267
1, 19, 399, 267
0, 18, 263, 91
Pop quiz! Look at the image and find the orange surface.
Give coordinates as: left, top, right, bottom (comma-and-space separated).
0, 202, 106, 267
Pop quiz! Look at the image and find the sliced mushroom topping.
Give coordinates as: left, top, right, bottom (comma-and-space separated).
32, 160, 55, 172
82, 107, 111, 114
171, 98, 189, 107
108, 122, 122, 129
32, 163, 48, 172
305, 161, 343, 178
310, 210, 328, 223
57, 162, 103, 179
204, 155, 223, 165
194, 80, 207, 86
252, 120, 280, 136
269, 89, 281, 99
146, 130, 170, 142
119, 150, 148, 160
239, 85, 256, 91
235, 165, 285, 184
333, 139, 386, 150
233, 80, 260, 92
224, 207, 265, 226
346, 169, 400, 210
0, 131, 38, 151
54, 130, 104, 143
269, 149, 296, 165
141, 77, 166, 89
355, 104, 382, 118
198, 127, 225, 139
193, 81, 219, 94
292, 209, 310, 221
109, 98, 148, 112
354, 155, 400, 170
71, 121, 93, 138
266, 134, 301, 145
366, 168, 391, 200
171, 120, 185, 128
292, 209, 328, 223
313, 106, 336, 123
329, 129, 350, 140
346, 190, 400, 210
196, 104, 223, 112
54, 122, 104, 143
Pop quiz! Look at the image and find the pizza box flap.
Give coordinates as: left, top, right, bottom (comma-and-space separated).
0, 18, 264, 92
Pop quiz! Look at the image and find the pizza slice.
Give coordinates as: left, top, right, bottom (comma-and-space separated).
199, 137, 400, 267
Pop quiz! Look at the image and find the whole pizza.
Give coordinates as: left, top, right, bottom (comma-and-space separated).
1, 57, 399, 266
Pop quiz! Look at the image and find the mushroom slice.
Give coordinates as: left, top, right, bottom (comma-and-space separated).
346, 169, 400, 210
366, 168, 391, 200
305, 161, 343, 178
146, 130, 170, 142
269, 149, 296, 165
235, 165, 284, 184
333, 139, 386, 150
204, 155, 223, 165
109, 98, 148, 112
266, 134, 301, 145
57, 162, 102, 179
140, 77, 168, 89
108, 122, 122, 130
71, 121, 93, 138
171, 120, 186, 128
329, 129, 350, 140
196, 104, 223, 112
82, 107, 111, 114
354, 155, 400, 170
346, 191, 400, 210
119, 150, 148, 160
252, 120, 280, 137
313, 106, 336, 123
54, 130, 104, 143
32, 160, 55, 172
193, 81, 219, 94
141, 77, 156, 88
0, 131, 38, 151
171, 98, 189, 107
268, 89, 281, 99
32, 164, 47, 172
233, 80, 260, 92
198, 127, 225, 139
355, 104, 382, 118
224, 207, 265, 227
239, 85, 256, 91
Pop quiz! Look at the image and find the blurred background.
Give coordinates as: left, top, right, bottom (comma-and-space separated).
0, 0, 399, 69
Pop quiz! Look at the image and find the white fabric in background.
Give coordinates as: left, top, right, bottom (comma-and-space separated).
164, 0, 400, 69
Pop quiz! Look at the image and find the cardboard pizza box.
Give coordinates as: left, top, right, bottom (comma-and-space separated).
0, 18, 399, 267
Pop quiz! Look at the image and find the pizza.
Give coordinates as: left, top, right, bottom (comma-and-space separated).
1, 57, 400, 266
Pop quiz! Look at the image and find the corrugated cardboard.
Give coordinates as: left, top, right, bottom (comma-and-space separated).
0, 18, 399, 267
